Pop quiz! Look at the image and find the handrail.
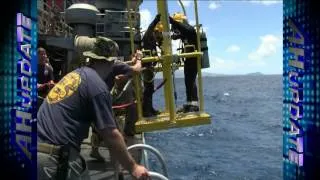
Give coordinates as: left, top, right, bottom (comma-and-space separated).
140, 52, 202, 64
149, 171, 169, 180
141, 133, 150, 169
141, 56, 161, 63
127, 144, 169, 178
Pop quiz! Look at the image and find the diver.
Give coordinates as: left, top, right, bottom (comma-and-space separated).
140, 14, 163, 117
169, 13, 200, 113
37, 37, 149, 179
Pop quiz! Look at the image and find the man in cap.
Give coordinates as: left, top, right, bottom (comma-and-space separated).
37, 36, 149, 179
89, 40, 142, 161
169, 12, 200, 113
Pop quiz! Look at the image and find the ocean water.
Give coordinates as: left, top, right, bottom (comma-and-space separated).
145, 75, 283, 180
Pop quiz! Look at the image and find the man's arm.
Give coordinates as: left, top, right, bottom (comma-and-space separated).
100, 128, 149, 177
37, 83, 46, 90
130, 54, 142, 73
44, 64, 55, 88
143, 14, 161, 40
114, 51, 143, 76
90, 92, 149, 178
98, 128, 136, 171
141, 14, 161, 49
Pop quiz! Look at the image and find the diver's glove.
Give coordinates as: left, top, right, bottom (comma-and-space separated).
154, 14, 161, 22
169, 16, 175, 24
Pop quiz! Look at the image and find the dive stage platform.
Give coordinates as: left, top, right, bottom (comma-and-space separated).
135, 112, 211, 133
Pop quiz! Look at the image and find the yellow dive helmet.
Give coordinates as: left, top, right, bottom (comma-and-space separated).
154, 21, 164, 32
172, 12, 187, 23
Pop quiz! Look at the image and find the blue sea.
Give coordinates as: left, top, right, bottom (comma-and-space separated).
145, 75, 283, 180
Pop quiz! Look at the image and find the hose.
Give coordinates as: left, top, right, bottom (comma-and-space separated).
178, 0, 187, 17
111, 79, 133, 101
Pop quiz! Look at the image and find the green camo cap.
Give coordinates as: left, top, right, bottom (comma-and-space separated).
83, 36, 119, 61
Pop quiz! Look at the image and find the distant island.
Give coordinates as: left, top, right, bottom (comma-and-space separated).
245, 72, 264, 76
154, 71, 276, 79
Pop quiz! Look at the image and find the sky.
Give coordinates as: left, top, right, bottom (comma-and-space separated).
139, 0, 283, 75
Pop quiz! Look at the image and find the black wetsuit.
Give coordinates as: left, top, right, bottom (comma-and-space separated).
140, 15, 161, 116
170, 18, 199, 103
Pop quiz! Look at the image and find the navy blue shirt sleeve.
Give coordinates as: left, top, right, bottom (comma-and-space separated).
90, 92, 117, 130
113, 63, 133, 77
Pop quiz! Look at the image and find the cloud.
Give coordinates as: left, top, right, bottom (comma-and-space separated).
203, 26, 209, 33
248, 34, 282, 61
210, 56, 240, 71
189, 19, 196, 26
140, 9, 152, 31
205, 56, 266, 74
226, 45, 240, 53
206, 56, 242, 74
249, 0, 282, 6
177, 0, 192, 8
209, 1, 221, 10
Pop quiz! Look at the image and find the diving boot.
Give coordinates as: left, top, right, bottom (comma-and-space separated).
143, 110, 154, 117
187, 105, 199, 112
151, 107, 160, 115
142, 104, 153, 117
142, 99, 155, 117
177, 104, 190, 113
177, 102, 199, 113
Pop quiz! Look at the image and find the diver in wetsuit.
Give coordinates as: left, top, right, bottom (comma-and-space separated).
169, 13, 200, 113
140, 14, 163, 117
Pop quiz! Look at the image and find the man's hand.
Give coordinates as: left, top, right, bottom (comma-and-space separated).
37, 84, 43, 89
127, 50, 143, 73
100, 128, 149, 179
48, 81, 55, 88
37, 83, 48, 90
131, 164, 150, 180
135, 50, 143, 61
131, 50, 142, 64
169, 16, 175, 24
